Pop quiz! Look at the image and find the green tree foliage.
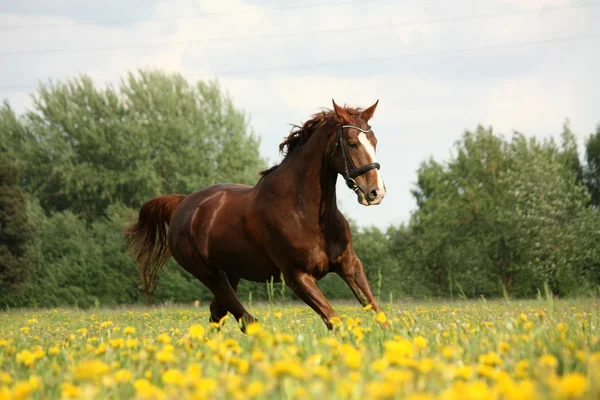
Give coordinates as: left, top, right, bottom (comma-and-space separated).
390, 126, 598, 298
1, 67, 598, 307
0, 70, 267, 308
585, 124, 600, 207
9, 70, 264, 220
0, 155, 34, 299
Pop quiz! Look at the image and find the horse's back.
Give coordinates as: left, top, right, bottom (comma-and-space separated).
168, 183, 278, 281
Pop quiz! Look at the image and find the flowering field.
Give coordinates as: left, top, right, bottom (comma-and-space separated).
1, 298, 599, 399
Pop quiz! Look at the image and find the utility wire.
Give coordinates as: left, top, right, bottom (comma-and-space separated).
197, 32, 600, 76
0, 0, 377, 31
1, 2, 599, 57
0, 32, 598, 93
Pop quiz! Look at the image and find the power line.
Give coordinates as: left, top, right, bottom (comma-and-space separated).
0, 0, 377, 31
1, 32, 597, 93
205, 32, 600, 76
1, 2, 599, 57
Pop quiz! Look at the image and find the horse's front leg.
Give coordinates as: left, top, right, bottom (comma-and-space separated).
337, 255, 389, 327
285, 271, 339, 330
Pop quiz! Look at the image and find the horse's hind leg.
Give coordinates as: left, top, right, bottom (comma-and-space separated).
209, 275, 239, 324
202, 270, 256, 331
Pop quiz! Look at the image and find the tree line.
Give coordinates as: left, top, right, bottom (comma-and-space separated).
1, 69, 599, 308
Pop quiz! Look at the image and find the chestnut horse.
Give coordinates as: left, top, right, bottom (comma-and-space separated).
124, 100, 388, 331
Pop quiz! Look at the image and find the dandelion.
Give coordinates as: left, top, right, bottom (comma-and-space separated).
60, 383, 82, 399
188, 324, 205, 339
413, 336, 428, 349
539, 354, 558, 369
376, 312, 387, 324
123, 326, 136, 334
245, 322, 262, 336
162, 369, 187, 386
75, 360, 110, 380
556, 373, 588, 398
16, 350, 35, 367
246, 381, 265, 397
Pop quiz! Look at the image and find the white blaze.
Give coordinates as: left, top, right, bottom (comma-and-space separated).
358, 132, 383, 189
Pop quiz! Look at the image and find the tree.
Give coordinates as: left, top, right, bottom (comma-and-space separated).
0, 155, 33, 297
4, 69, 265, 220
400, 126, 594, 298
585, 124, 600, 207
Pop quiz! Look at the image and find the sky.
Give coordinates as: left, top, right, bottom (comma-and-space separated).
1, 0, 599, 230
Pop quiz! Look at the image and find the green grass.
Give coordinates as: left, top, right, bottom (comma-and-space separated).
1, 298, 599, 399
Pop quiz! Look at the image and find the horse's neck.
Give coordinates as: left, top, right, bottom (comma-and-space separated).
276, 133, 340, 224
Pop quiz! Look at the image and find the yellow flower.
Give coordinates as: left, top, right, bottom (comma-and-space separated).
376, 312, 387, 324
371, 358, 389, 372
19, 326, 30, 334
123, 326, 136, 334
156, 333, 171, 344
479, 351, 503, 367
539, 354, 558, 369
0, 373, 11, 385
442, 346, 455, 359
363, 304, 373, 311
515, 360, 530, 379
269, 359, 305, 378
16, 350, 35, 367
75, 360, 110, 380
245, 322, 262, 336
413, 336, 428, 349
0, 386, 10, 400
367, 381, 396, 398
519, 313, 528, 322
384, 369, 415, 384
162, 369, 186, 386
114, 369, 133, 383
497, 379, 538, 400
251, 350, 265, 361
246, 381, 265, 397
134, 379, 165, 399
188, 324, 205, 339
156, 350, 175, 363
344, 349, 362, 369
407, 393, 435, 400
455, 365, 474, 380
101, 321, 112, 328
61, 383, 82, 399
499, 341, 511, 352
274, 312, 283, 319
556, 373, 588, 398
384, 338, 414, 362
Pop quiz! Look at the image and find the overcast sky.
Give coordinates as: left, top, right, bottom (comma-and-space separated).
1, 0, 599, 230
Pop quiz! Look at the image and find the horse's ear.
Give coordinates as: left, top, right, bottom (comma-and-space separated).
332, 99, 351, 123
361, 100, 379, 121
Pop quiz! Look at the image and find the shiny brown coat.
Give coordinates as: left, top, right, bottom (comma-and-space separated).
124, 100, 388, 331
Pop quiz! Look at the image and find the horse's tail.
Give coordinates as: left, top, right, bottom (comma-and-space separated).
124, 194, 186, 304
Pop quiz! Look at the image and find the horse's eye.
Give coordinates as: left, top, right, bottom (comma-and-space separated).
348, 142, 358, 149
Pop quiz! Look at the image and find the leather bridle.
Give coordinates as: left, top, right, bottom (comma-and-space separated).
330, 124, 381, 196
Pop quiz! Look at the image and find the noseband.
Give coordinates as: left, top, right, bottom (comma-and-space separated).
330, 124, 381, 194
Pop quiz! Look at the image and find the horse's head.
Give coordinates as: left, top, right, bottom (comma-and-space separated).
330, 99, 386, 206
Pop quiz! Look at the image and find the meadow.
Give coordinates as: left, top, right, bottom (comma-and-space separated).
0, 297, 598, 399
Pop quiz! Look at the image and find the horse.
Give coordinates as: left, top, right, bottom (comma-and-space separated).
124, 99, 388, 331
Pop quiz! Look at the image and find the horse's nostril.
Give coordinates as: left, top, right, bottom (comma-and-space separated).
369, 189, 378, 200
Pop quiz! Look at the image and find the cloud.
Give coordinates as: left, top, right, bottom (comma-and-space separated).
1, 0, 599, 229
